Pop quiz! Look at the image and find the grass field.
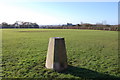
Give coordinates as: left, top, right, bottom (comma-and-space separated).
2, 29, 120, 79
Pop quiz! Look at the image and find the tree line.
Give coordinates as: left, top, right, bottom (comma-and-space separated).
47, 23, 119, 31
0, 21, 119, 31
0, 21, 39, 28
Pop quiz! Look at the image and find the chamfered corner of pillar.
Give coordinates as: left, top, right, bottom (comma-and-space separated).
45, 37, 68, 72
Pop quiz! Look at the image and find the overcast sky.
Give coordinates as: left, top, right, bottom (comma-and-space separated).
0, 0, 118, 25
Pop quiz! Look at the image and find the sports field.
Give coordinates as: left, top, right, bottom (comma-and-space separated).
2, 29, 119, 79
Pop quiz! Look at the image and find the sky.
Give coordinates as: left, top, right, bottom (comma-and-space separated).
0, 0, 118, 25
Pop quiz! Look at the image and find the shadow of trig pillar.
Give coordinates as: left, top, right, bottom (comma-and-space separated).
45, 37, 67, 72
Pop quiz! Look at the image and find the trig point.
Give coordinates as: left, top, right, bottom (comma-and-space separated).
45, 37, 67, 72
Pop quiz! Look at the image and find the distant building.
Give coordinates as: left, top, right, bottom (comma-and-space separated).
14, 21, 24, 28
67, 23, 72, 26
0, 24, 2, 28
13, 21, 39, 28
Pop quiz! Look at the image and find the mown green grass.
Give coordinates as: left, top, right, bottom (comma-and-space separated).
2, 29, 120, 79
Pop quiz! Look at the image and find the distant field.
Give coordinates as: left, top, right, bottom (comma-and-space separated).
2, 29, 120, 79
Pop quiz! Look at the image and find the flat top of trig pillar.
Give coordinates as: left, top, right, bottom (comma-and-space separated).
51, 37, 64, 39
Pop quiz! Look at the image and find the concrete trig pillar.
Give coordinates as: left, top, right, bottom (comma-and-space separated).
45, 37, 67, 72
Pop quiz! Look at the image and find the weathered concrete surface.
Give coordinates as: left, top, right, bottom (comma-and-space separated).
45, 37, 67, 72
